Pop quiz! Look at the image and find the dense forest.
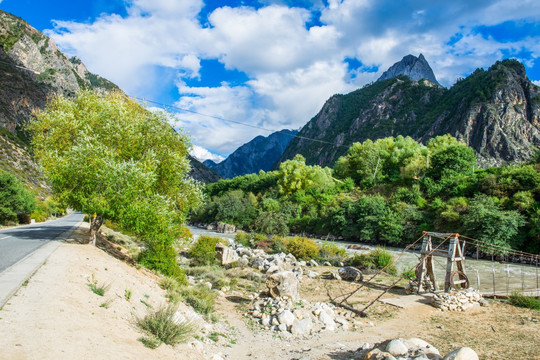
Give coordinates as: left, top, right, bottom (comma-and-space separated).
191, 135, 540, 254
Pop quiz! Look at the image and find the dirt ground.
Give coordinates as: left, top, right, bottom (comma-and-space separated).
0, 223, 539, 360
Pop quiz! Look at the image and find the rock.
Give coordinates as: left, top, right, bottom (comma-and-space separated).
278, 323, 288, 332
215, 243, 239, 265
277, 310, 295, 327
338, 266, 364, 282
290, 318, 313, 335
309, 259, 318, 267
402, 338, 440, 356
347, 244, 370, 250
216, 221, 236, 233
323, 261, 332, 266
266, 265, 282, 274
306, 270, 319, 278
266, 271, 300, 300
386, 339, 408, 356
330, 272, 342, 280
319, 310, 336, 331
237, 258, 249, 267
442, 347, 478, 360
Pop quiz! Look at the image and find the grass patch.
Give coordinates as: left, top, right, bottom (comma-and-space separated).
87, 274, 109, 296
181, 285, 216, 316
508, 292, 540, 310
347, 247, 397, 275
100, 298, 114, 309
124, 288, 132, 301
137, 304, 196, 348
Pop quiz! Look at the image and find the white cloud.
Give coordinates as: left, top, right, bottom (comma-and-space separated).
190, 145, 225, 163
43, 0, 540, 155
533, 80, 540, 87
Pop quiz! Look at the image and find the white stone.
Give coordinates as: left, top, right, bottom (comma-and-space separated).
386, 339, 408, 356
277, 310, 296, 327
443, 347, 479, 360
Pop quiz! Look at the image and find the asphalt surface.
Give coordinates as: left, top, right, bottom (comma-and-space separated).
0, 212, 84, 273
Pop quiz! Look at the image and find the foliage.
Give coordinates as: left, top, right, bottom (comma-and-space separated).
139, 242, 187, 282
318, 241, 347, 265
137, 304, 196, 347
181, 285, 217, 316
277, 155, 334, 196
286, 236, 320, 261
347, 248, 397, 274
30, 91, 201, 275
188, 235, 225, 266
0, 170, 36, 224
508, 291, 540, 310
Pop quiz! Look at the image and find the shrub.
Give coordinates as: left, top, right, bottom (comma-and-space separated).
188, 235, 225, 265
0, 170, 36, 224
181, 285, 216, 316
137, 304, 196, 347
270, 236, 287, 254
235, 231, 252, 247
347, 247, 397, 274
286, 236, 320, 261
318, 241, 347, 265
401, 267, 416, 280
508, 291, 540, 310
139, 242, 187, 283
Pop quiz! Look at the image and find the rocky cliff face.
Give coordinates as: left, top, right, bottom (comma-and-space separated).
278, 59, 540, 168
188, 155, 222, 184
378, 54, 440, 86
208, 129, 298, 178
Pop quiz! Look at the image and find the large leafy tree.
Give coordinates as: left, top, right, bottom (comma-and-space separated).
30, 91, 201, 274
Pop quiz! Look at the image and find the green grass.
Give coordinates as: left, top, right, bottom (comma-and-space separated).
137, 304, 196, 347
87, 274, 109, 296
508, 292, 540, 310
124, 288, 132, 301
181, 285, 216, 316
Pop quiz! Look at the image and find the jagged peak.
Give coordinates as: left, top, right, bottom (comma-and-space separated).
377, 54, 440, 86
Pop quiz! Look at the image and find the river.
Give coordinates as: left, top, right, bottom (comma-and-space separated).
188, 226, 540, 296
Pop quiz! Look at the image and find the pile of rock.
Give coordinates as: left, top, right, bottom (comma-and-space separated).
431, 289, 487, 311
405, 278, 434, 294
356, 338, 478, 360
247, 295, 362, 335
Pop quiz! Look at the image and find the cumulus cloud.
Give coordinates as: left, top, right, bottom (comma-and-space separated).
44, 0, 540, 156
190, 145, 225, 163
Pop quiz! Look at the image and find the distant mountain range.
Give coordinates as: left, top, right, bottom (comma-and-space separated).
204, 129, 298, 178
277, 55, 540, 168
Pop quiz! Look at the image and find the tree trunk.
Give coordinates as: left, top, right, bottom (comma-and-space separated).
90, 215, 103, 246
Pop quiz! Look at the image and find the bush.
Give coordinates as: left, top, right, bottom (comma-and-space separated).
235, 231, 253, 248
347, 247, 397, 274
318, 241, 347, 265
188, 235, 225, 265
508, 291, 540, 310
286, 236, 320, 261
401, 267, 416, 280
181, 285, 216, 316
137, 304, 196, 347
138, 242, 187, 283
0, 170, 36, 224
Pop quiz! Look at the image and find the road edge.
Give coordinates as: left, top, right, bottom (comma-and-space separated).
0, 218, 84, 308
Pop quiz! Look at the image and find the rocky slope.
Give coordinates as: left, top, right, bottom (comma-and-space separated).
0, 9, 219, 184
277, 58, 540, 168
378, 54, 440, 85
207, 129, 298, 178
188, 155, 222, 183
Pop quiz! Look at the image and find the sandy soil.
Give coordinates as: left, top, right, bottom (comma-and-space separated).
0, 223, 204, 360
1, 223, 539, 360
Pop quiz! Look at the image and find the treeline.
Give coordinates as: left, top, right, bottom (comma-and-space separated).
191, 135, 540, 254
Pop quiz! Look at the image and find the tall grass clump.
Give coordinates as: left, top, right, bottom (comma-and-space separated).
318, 241, 347, 265
137, 304, 196, 348
189, 235, 226, 265
181, 285, 216, 316
347, 247, 397, 275
508, 291, 540, 310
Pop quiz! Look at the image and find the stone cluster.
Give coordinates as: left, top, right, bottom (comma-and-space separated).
431, 289, 487, 311
356, 338, 478, 360
405, 278, 434, 294
247, 295, 364, 336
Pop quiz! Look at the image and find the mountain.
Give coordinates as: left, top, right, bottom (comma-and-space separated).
207, 129, 298, 178
0, 9, 218, 185
377, 54, 440, 85
277, 58, 540, 168
188, 155, 222, 184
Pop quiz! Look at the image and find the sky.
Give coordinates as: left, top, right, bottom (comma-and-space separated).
1, 0, 539, 162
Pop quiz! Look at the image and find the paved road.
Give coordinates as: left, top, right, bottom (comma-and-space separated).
0, 212, 84, 272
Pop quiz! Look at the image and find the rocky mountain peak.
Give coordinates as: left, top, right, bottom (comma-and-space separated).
378, 54, 440, 86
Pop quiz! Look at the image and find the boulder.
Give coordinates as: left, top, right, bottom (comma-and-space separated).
277, 310, 296, 327
216, 221, 236, 233
338, 266, 364, 282
266, 271, 300, 300
290, 318, 313, 335
443, 347, 478, 360
215, 243, 239, 265
386, 339, 408, 356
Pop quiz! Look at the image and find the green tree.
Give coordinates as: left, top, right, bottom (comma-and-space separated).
30, 91, 201, 277
277, 154, 334, 196
0, 171, 36, 224
427, 135, 476, 180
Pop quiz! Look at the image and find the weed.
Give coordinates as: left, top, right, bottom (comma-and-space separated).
508, 292, 540, 310
401, 267, 416, 280
100, 298, 114, 309
125, 288, 132, 301
21, 279, 28, 287
137, 304, 196, 347
87, 273, 109, 296
139, 336, 161, 349
181, 285, 216, 316
208, 332, 226, 342
140, 299, 153, 309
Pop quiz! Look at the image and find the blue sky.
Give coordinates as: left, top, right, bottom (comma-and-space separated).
1, 0, 539, 162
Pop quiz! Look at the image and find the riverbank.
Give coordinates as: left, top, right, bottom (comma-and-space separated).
0, 223, 539, 359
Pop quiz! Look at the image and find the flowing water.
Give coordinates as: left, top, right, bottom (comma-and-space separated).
188, 226, 540, 296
